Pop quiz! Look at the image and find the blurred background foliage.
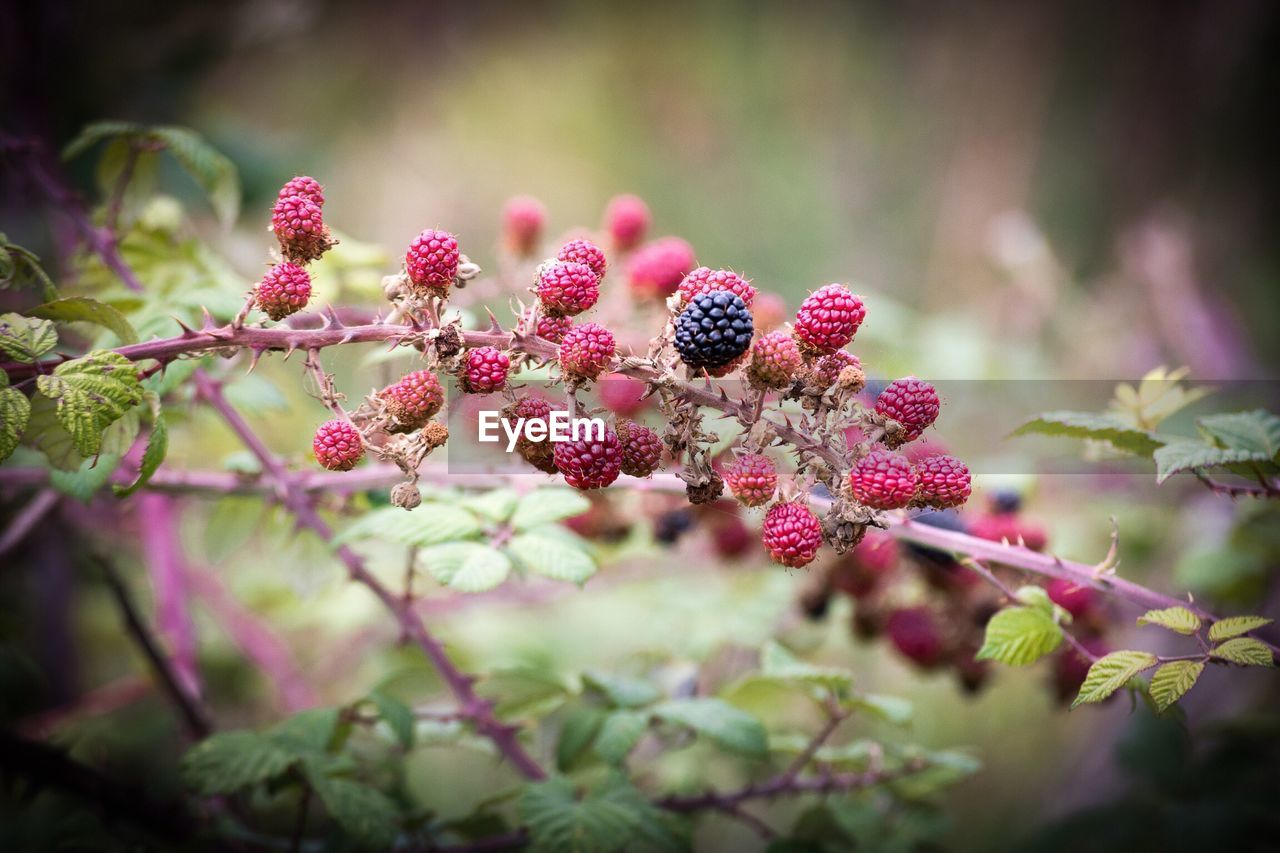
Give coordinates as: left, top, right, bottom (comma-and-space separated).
2, 0, 1279, 850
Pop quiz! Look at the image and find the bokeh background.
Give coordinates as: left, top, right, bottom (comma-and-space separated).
3, 1, 1280, 850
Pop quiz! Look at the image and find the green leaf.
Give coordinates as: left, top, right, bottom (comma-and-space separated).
29, 297, 139, 345
581, 671, 661, 709
0, 374, 30, 463
1207, 616, 1274, 642
757, 641, 854, 696
593, 710, 648, 765
0, 313, 58, 363
557, 707, 605, 771
849, 694, 913, 726
1153, 439, 1268, 484
1136, 606, 1202, 636
1211, 637, 1275, 667
35, 350, 143, 457
50, 453, 122, 502
462, 488, 520, 522
62, 120, 146, 161
652, 698, 767, 757
507, 532, 597, 584
303, 764, 399, 850
1011, 411, 1165, 457
114, 396, 167, 497
480, 664, 575, 721
419, 542, 512, 592
180, 731, 296, 795
23, 392, 84, 471
518, 776, 647, 853
1198, 410, 1280, 458
1149, 660, 1204, 712
1071, 651, 1158, 708
975, 605, 1063, 666
368, 689, 415, 749
334, 504, 483, 547
269, 707, 341, 756
150, 127, 241, 227
510, 488, 592, 530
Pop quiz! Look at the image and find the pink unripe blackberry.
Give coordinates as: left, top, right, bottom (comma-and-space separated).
912, 454, 971, 509
752, 292, 787, 332
503, 196, 546, 256
1046, 579, 1097, 619
761, 501, 823, 568
278, 176, 324, 206
747, 331, 803, 390
254, 262, 312, 321
885, 606, 945, 669
625, 237, 696, 300
380, 369, 444, 430
535, 313, 574, 343
793, 284, 866, 355
677, 267, 757, 308
460, 346, 511, 394
554, 427, 623, 490
557, 239, 607, 280
313, 419, 363, 471
502, 396, 557, 474
405, 229, 461, 296
830, 531, 899, 599
599, 373, 649, 416
849, 449, 916, 510
724, 454, 778, 507
712, 515, 753, 559
616, 420, 663, 478
537, 260, 600, 316
604, 194, 650, 250
810, 350, 862, 389
558, 322, 616, 381
272, 194, 333, 264
874, 377, 939, 445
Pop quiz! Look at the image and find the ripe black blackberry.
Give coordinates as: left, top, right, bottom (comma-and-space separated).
673, 290, 754, 370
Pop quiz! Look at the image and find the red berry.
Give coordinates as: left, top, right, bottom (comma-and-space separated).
626, 237, 696, 300
405, 229, 461, 295
254, 262, 312, 321
809, 350, 861, 388
969, 514, 1048, 551
1054, 638, 1110, 703
460, 346, 510, 394
752, 292, 787, 332
313, 419, 363, 471
535, 314, 573, 343
558, 322, 616, 381
913, 455, 971, 509
761, 502, 823, 568
849, 450, 916, 510
885, 606, 945, 669
557, 238, 607, 280
830, 531, 899, 599
278, 176, 324, 206
1047, 579, 1096, 619
503, 196, 546, 255
537, 260, 600, 316
724, 454, 778, 507
272, 194, 333, 264
616, 420, 663, 478
712, 515, 753, 558
793, 284, 866, 355
747, 331, 803, 390
380, 370, 444, 429
599, 373, 649, 416
874, 377, 940, 444
604, 194, 650, 250
554, 427, 623, 490
677, 267, 756, 308
503, 396, 558, 474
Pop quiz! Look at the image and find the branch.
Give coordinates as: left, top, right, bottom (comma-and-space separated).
656, 758, 928, 813
0, 488, 60, 557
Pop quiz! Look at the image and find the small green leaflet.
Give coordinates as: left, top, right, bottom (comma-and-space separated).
334, 504, 483, 547
651, 698, 767, 758
1198, 410, 1280, 458
1136, 606, 1201, 635
975, 604, 1063, 666
1207, 615, 1273, 642
1153, 440, 1266, 484
850, 694, 914, 726
0, 313, 57, 363
180, 731, 296, 795
1148, 661, 1204, 712
755, 640, 854, 697
556, 707, 606, 771
35, 350, 143, 457
518, 775, 660, 853
30, 297, 139, 345
507, 532, 597, 585
368, 689, 416, 749
1010, 411, 1165, 457
1071, 650, 1157, 708
1211, 637, 1275, 667
302, 761, 400, 850
509, 488, 591, 530
0, 370, 30, 463
419, 542, 512, 592
114, 393, 167, 497
593, 710, 648, 765
581, 671, 661, 708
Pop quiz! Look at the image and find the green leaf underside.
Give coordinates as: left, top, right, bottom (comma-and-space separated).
651, 698, 767, 757
180, 731, 295, 795
114, 397, 167, 496
35, 350, 143, 457
1211, 637, 1275, 667
30, 297, 139, 345
1153, 439, 1270, 484
976, 605, 1063, 666
1207, 616, 1273, 642
334, 504, 483, 547
507, 533, 597, 584
0, 312, 58, 363
510, 488, 592, 530
518, 775, 680, 853
303, 763, 399, 850
582, 672, 661, 708
593, 710, 648, 765
1149, 661, 1204, 712
757, 641, 855, 695
1072, 651, 1158, 708
0, 377, 31, 463
419, 543, 512, 592
1011, 412, 1165, 457
1198, 410, 1280, 458
1136, 606, 1202, 635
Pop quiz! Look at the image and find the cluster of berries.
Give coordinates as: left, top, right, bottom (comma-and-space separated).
502, 194, 652, 260
254, 176, 335, 321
